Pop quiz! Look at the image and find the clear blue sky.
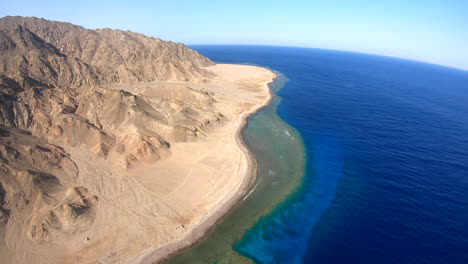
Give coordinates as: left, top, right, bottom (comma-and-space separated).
1, 0, 467, 70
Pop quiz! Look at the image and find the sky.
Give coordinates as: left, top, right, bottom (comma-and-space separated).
1, 0, 467, 70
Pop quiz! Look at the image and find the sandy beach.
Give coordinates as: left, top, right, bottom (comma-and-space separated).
49, 64, 276, 263
128, 64, 276, 263
0, 17, 280, 264
0, 63, 275, 264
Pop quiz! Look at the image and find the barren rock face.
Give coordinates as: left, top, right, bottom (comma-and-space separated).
0, 25, 100, 89
0, 16, 222, 263
0, 16, 220, 167
0, 16, 215, 86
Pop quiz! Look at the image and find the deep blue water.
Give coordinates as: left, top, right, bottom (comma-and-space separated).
191, 45, 468, 264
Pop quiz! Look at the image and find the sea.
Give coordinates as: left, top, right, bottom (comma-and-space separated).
168, 45, 468, 264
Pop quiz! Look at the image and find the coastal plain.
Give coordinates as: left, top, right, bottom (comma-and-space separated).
1, 62, 275, 263
119, 64, 276, 263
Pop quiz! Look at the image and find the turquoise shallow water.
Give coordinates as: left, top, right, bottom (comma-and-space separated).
167, 72, 305, 263
170, 45, 468, 264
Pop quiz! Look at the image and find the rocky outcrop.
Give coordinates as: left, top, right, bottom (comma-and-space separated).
0, 83, 223, 167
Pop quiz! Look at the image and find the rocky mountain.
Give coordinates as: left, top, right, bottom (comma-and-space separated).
0, 16, 215, 87
0, 16, 222, 263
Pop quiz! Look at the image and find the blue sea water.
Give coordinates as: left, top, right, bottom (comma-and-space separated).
191, 45, 468, 264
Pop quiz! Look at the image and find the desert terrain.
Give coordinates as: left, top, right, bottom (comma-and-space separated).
0, 16, 275, 263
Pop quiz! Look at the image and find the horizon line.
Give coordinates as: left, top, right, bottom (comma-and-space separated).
187, 43, 468, 73
1, 15, 465, 73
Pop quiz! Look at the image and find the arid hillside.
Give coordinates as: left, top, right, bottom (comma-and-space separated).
0, 16, 215, 87
0, 16, 225, 263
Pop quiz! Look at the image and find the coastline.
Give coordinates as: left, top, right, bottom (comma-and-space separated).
131, 65, 277, 264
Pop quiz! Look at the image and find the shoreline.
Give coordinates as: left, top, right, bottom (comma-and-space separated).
131, 65, 278, 264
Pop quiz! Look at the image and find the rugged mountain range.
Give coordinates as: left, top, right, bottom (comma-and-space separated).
0, 16, 214, 89
0, 16, 221, 263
